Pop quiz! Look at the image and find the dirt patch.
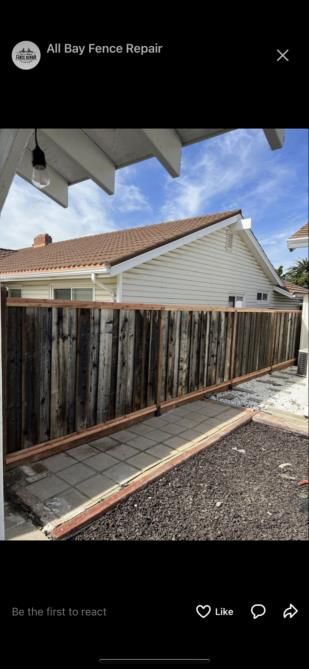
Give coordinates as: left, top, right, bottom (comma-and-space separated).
73, 423, 308, 541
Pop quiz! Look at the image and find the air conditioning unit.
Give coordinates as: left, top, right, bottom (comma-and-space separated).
297, 349, 308, 377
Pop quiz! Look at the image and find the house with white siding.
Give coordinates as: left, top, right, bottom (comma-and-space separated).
0, 210, 298, 309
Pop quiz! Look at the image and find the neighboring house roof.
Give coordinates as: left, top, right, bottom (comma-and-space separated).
283, 280, 309, 295
0, 211, 241, 275
287, 223, 309, 250
0, 248, 15, 260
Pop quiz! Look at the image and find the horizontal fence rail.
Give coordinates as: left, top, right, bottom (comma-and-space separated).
3, 298, 301, 455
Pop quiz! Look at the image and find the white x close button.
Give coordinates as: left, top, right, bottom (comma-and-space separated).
276, 49, 290, 62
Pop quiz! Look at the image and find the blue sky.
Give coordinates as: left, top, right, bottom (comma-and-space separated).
1, 128, 308, 271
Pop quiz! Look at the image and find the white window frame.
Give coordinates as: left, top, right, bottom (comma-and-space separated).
228, 294, 245, 308
7, 288, 22, 298
257, 291, 269, 303
51, 286, 94, 301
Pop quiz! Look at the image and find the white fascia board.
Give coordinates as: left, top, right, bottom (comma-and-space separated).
108, 213, 243, 276
273, 286, 296, 299
242, 230, 284, 286
287, 237, 309, 250
0, 267, 110, 282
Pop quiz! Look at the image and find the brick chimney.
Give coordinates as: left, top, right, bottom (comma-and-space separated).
32, 233, 52, 248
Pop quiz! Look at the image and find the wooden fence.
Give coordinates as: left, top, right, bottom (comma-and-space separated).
3, 297, 301, 456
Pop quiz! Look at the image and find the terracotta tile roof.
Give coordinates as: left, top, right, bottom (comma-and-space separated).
288, 223, 309, 240
283, 280, 309, 295
0, 248, 15, 260
0, 210, 241, 275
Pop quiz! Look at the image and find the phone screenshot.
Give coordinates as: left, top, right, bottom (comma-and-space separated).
0, 27, 308, 667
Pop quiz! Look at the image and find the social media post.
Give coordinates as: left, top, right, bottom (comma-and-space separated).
1, 29, 308, 669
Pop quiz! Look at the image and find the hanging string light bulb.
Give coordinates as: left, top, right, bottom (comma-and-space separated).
32, 129, 50, 189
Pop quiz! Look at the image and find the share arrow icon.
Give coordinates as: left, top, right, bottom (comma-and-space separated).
283, 604, 298, 619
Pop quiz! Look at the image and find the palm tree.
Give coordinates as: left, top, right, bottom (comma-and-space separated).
284, 259, 309, 288
276, 265, 285, 277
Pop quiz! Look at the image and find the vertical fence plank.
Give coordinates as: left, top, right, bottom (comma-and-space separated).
189, 311, 200, 392
132, 310, 144, 412
38, 308, 52, 443
159, 311, 169, 402
207, 311, 219, 386
97, 309, 114, 423
148, 310, 160, 407
216, 312, 227, 383
223, 312, 233, 381
109, 310, 120, 420
21, 308, 40, 448
202, 311, 210, 387
6, 307, 22, 453
75, 308, 91, 430
234, 312, 245, 378
178, 311, 190, 396
50, 307, 77, 439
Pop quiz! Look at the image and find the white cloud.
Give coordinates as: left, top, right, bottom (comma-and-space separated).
0, 168, 152, 249
160, 129, 296, 221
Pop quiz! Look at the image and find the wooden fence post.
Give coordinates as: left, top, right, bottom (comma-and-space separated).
155, 309, 165, 416
229, 309, 238, 387
269, 312, 276, 374
0, 285, 8, 539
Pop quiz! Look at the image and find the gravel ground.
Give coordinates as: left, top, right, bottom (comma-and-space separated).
73, 423, 309, 541
210, 366, 308, 416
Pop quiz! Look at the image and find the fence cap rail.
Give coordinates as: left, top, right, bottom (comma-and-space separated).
6, 297, 302, 314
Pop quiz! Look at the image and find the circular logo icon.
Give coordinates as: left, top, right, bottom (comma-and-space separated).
11, 41, 41, 70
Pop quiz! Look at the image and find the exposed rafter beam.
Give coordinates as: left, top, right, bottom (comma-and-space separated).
0, 129, 33, 212
41, 129, 115, 194
263, 129, 285, 150
17, 148, 68, 208
141, 129, 182, 177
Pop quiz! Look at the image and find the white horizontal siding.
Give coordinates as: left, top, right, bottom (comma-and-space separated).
121, 230, 297, 309
5, 277, 117, 302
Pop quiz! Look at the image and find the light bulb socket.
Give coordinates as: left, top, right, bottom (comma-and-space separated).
32, 145, 47, 170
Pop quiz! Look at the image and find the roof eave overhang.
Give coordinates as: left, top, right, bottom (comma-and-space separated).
287, 237, 309, 250
0, 267, 110, 282
273, 286, 296, 299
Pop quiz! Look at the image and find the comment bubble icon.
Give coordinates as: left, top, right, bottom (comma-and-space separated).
251, 604, 266, 619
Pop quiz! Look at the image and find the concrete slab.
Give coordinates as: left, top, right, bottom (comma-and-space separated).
57, 462, 95, 485
87, 436, 120, 452
76, 474, 117, 498
45, 489, 88, 516
67, 443, 100, 460
6, 398, 247, 539
41, 452, 76, 472
146, 444, 174, 459
84, 452, 119, 472
126, 435, 157, 450
103, 462, 139, 484
126, 452, 158, 470
163, 435, 189, 449
105, 443, 140, 461
25, 474, 69, 501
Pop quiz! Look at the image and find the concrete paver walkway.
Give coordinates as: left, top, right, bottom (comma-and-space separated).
5, 399, 247, 540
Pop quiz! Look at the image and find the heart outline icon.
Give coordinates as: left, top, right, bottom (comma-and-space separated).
196, 604, 211, 619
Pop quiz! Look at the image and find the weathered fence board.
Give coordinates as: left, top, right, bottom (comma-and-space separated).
4, 300, 301, 453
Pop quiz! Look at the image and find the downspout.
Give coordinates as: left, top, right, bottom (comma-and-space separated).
91, 273, 116, 302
